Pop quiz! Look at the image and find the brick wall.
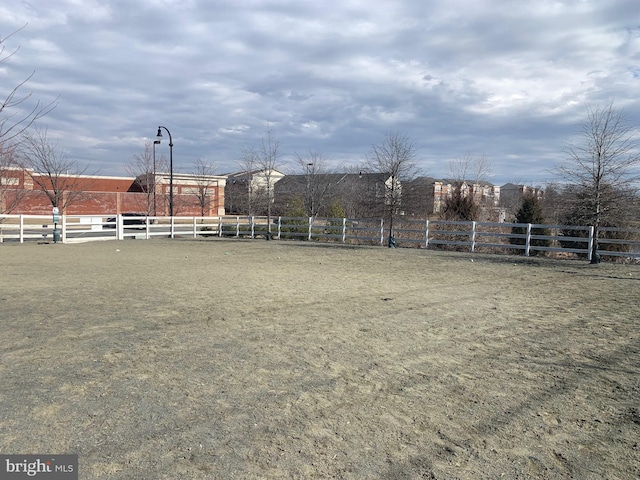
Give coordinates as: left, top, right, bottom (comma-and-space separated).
1, 171, 225, 216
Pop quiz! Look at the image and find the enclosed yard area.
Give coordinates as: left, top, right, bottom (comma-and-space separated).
0, 239, 638, 479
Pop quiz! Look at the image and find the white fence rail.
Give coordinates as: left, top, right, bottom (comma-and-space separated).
1, 214, 639, 261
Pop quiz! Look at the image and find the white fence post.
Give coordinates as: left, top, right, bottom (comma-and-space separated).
470, 221, 476, 252
342, 217, 346, 243
525, 223, 532, 257
250, 216, 255, 238
380, 219, 384, 246
61, 215, 67, 243
308, 217, 313, 241
425, 220, 429, 249
19, 215, 24, 243
587, 226, 594, 262
117, 214, 124, 241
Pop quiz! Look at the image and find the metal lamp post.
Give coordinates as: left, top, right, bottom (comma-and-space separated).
152, 139, 160, 216
155, 126, 173, 217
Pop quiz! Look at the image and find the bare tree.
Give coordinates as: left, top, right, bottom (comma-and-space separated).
538, 182, 571, 225
232, 149, 261, 215
126, 140, 168, 215
329, 165, 370, 219
366, 131, 418, 246
190, 157, 219, 218
293, 149, 336, 218
448, 153, 491, 185
241, 125, 283, 238
557, 102, 640, 263
0, 26, 57, 148
442, 153, 493, 221
19, 128, 94, 212
0, 142, 27, 214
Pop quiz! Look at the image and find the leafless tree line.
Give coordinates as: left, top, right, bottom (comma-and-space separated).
230, 115, 638, 240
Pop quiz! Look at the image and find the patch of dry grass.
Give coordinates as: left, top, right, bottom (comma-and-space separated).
1, 239, 638, 479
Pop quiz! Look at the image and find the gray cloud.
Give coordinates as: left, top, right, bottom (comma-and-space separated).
1, 0, 638, 184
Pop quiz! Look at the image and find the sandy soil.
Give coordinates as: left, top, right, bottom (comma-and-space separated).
0, 239, 638, 479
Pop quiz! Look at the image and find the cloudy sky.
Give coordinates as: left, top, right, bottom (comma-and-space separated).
1, 0, 639, 185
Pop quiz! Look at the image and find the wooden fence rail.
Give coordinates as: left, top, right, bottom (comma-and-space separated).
1, 214, 639, 261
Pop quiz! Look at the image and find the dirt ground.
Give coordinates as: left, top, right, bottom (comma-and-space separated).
0, 239, 638, 479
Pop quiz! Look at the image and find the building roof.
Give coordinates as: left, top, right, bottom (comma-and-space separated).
224, 169, 286, 178
409, 176, 497, 187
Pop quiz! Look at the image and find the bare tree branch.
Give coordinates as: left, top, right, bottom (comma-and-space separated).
241, 125, 283, 235
441, 153, 494, 221
448, 152, 491, 186
293, 149, 335, 218
366, 131, 419, 246
0, 26, 58, 147
190, 157, 219, 217
0, 142, 27, 214
18, 128, 95, 212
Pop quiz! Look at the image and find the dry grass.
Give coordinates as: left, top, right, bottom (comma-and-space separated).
0, 239, 639, 479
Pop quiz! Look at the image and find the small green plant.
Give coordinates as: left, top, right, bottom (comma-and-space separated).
281, 197, 308, 235
510, 194, 550, 255
440, 185, 480, 221
327, 200, 346, 227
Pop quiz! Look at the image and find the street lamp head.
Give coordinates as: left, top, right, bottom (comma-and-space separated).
153, 140, 161, 145
156, 127, 163, 142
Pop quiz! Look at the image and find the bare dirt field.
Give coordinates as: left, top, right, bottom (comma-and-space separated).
1, 239, 639, 479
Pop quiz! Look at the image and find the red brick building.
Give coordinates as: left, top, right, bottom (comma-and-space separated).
0, 168, 226, 216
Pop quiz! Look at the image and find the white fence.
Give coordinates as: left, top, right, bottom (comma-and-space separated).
1, 214, 639, 261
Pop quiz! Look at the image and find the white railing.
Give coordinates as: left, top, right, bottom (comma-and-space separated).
1, 214, 639, 261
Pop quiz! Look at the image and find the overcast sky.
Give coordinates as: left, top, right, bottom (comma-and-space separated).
1, 0, 639, 185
